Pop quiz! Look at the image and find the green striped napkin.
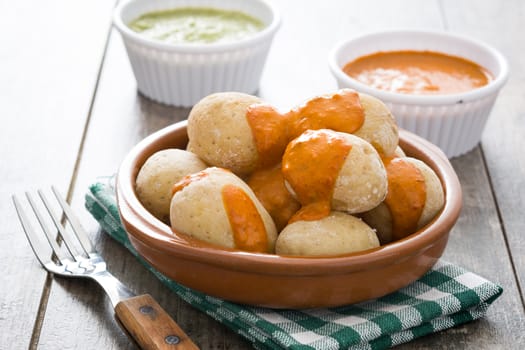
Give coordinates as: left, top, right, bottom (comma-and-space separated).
85, 179, 503, 350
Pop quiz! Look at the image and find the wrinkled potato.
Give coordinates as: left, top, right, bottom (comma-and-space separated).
187, 92, 262, 176
136, 149, 207, 223
170, 167, 277, 253
353, 93, 399, 156
361, 157, 444, 244
283, 129, 388, 215
136, 89, 447, 255
276, 211, 380, 256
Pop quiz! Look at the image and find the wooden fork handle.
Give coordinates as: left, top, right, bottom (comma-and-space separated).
115, 294, 199, 350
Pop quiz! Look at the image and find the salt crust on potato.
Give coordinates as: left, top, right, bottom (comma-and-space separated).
331, 133, 388, 214
275, 211, 379, 256
170, 167, 277, 252
354, 93, 399, 156
187, 92, 262, 176
135, 149, 207, 223
361, 157, 445, 244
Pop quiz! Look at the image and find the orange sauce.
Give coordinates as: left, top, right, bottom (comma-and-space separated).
382, 157, 426, 240
247, 165, 301, 231
287, 89, 365, 139
245, 103, 290, 169
172, 170, 208, 195
221, 184, 269, 252
289, 201, 332, 224
343, 50, 492, 95
245, 89, 364, 170
282, 129, 352, 223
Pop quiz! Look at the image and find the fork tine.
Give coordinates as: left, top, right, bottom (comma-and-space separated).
12, 195, 53, 268
38, 189, 85, 260
51, 186, 95, 257
13, 193, 67, 265
25, 192, 71, 263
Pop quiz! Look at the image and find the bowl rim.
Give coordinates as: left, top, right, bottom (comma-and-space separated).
116, 121, 462, 276
328, 29, 509, 105
112, 0, 281, 53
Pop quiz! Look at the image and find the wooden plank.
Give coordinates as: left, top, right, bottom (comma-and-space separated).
0, 1, 115, 349
441, 0, 525, 307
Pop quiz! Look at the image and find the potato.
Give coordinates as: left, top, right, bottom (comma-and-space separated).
353, 93, 399, 156
288, 89, 365, 138
135, 149, 207, 223
332, 132, 389, 213
275, 211, 379, 256
187, 92, 262, 176
282, 129, 388, 216
137, 90, 445, 257
394, 145, 406, 157
170, 167, 277, 253
361, 157, 445, 244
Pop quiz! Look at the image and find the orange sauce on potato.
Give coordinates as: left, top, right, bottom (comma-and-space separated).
171, 170, 208, 195
245, 104, 290, 169
172, 169, 268, 252
287, 89, 365, 139
222, 184, 269, 252
172, 89, 439, 249
247, 165, 301, 232
383, 157, 426, 240
245, 89, 364, 170
343, 50, 492, 95
282, 129, 352, 223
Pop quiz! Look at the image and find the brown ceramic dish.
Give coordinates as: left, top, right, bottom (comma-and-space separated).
116, 121, 462, 309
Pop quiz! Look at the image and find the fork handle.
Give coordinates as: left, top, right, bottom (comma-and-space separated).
115, 294, 199, 350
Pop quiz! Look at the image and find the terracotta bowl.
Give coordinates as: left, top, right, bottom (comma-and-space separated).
116, 121, 462, 309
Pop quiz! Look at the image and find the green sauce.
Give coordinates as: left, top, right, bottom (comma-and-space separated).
128, 7, 265, 44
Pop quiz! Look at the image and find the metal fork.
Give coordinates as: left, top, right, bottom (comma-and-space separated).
13, 187, 198, 350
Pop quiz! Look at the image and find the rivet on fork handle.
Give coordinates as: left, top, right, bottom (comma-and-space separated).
115, 294, 199, 350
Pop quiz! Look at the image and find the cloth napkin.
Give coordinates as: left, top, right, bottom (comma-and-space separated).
85, 179, 503, 350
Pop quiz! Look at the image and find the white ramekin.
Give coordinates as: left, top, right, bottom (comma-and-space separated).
113, 0, 280, 107
329, 30, 509, 158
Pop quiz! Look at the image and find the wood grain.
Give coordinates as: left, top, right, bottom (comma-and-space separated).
0, 0, 115, 349
441, 0, 525, 310
115, 294, 198, 350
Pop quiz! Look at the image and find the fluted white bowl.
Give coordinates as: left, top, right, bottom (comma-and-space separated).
114, 0, 280, 107
329, 30, 509, 158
